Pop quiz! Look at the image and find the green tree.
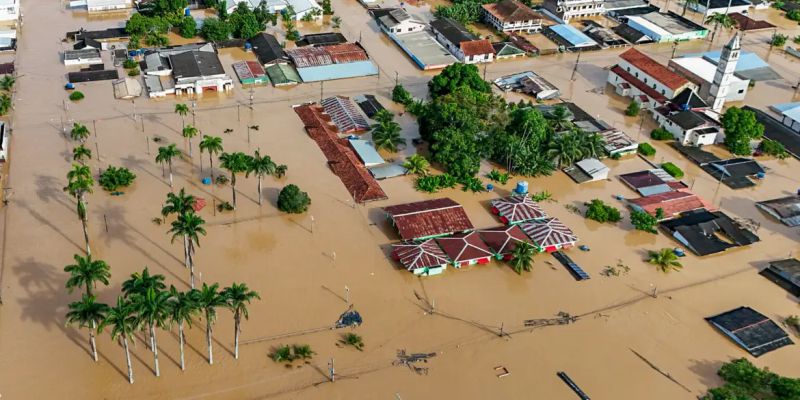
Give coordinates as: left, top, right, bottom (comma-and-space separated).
65, 164, 94, 256
200, 17, 232, 41
229, 3, 262, 39
69, 91, 84, 102
771, 33, 788, 47
0, 74, 15, 91
547, 131, 586, 168
145, 32, 169, 47
630, 210, 658, 233
161, 188, 197, 219
222, 283, 261, 359
704, 358, 800, 399
342, 332, 364, 350
179, 15, 197, 38
402, 154, 430, 176
277, 184, 311, 213
174, 103, 189, 129
102, 297, 137, 383
428, 63, 491, 98
195, 282, 227, 364
182, 125, 198, 157
392, 84, 413, 105
199, 135, 224, 178
72, 145, 92, 165
156, 144, 181, 188
321, 0, 333, 14
509, 241, 536, 274
434, 2, 484, 25
371, 111, 404, 152
625, 100, 641, 116
121, 267, 166, 298
66, 294, 108, 362
721, 107, 764, 155
169, 211, 206, 289
647, 248, 682, 272
584, 199, 622, 223
0, 93, 11, 114
133, 287, 171, 376
70, 123, 90, 143
98, 166, 136, 192
706, 13, 734, 42
219, 151, 251, 208
247, 150, 277, 206
331, 15, 341, 28
64, 254, 111, 297
168, 285, 199, 370
431, 127, 482, 179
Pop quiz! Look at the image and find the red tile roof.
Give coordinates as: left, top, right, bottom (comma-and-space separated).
478, 225, 533, 256
383, 198, 474, 241
460, 39, 495, 57
293, 104, 387, 204
628, 190, 713, 217
482, 0, 543, 23
392, 239, 451, 272
324, 43, 370, 64
610, 65, 668, 104
619, 48, 688, 90
435, 231, 494, 263
508, 33, 539, 54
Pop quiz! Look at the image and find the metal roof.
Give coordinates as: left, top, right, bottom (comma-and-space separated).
321, 96, 370, 133
295, 60, 379, 82
348, 138, 385, 167
383, 198, 474, 241
706, 307, 793, 357
549, 24, 596, 47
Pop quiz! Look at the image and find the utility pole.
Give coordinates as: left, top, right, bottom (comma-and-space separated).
249, 87, 254, 109
483, 62, 487, 80
320, 80, 324, 103
92, 119, 97, 137
794, 78, 800, 98
344, 285, 350, 304
671, 40, 679, 59
146, 136, 150, 155
394, 71, 398, 86
237, 104, 240, 121
191, 101, 196, 125
570, 51, 581, 81
329, 358, 336, 382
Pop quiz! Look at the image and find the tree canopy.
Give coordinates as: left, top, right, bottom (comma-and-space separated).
200, 17, 232, 41
428, 63, 491, 98
704, 358, 800, 400
721, 107, 764, 156
277, 184, 311, 214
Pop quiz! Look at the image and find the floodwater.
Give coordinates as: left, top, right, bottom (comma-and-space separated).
0, 0, 799, 399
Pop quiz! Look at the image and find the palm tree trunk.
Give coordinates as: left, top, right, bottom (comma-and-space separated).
161, 163, 165, 178
79, 198, 91, 257
188, 138, 193, 158
179, 322, 186, 371
90, 320, 98, 362
257, 177, 262, 206
234, 313, 240, 359
206, 316, 214, 365
183, 235, 190, 269
209, 155, 214, 180
231, 174, 237, 209
168, 161, 174, 189
200, 153, 204, 173
123, 335, 134, 384
151, 324, 160, 376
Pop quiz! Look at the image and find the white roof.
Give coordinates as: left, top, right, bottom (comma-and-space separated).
87, 0, 130, 6
784, 107, 800, 123
576, 158, 609, 177
287, 0, 321, 12
626, 15, 671, 38
671, 57, 744, 84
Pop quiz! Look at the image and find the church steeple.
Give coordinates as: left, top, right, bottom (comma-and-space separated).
708, 33, 741, 112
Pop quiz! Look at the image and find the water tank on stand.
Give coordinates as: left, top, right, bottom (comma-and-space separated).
515, 181, 529, 195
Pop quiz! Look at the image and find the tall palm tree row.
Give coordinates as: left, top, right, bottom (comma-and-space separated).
134, 287, 171, 377
222, 283, 260, 359
182, 125, 199, 157
155, 144, 181, 188
199, 135, 223, 177
706, 13, 734, 42
218, 152, 250, 209
66, 294, 108, 362
246, 150, 277, 206
169, 285, 199, 370
168, 211, 206, 289
547, 130, 606, 169
175, 103, 189, 129
102, 296, 137, 383
65, 163, 94, 256
196, 282, 227, 365
64, 254, 111, 297
72, 145, 92, 164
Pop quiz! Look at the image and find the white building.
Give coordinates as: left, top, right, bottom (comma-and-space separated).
0, 121, 7, 162
654, 109, 722, 146
225, 0, 322, 20
607, 47, 696, 109
0, 0, 19, 22
482, 0, 544, 33
69, 0, 132, 12
669, 52, 749, 104
430, 18, 495, 64
142, 44, 233, 97
769, 103, 800, 133
372, 8, 426, 35
690, 0, 751, 15
542, 0, 605, 21
707, 33, 741, 112
64, 48, 103, 66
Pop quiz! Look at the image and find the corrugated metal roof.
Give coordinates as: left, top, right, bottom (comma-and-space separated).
296, 60, 378, 82
321, 96, 370, 133
348, 138, 385, 166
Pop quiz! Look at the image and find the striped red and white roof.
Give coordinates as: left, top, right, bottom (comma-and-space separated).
491, 194, 547, 224
519, 217, 578, 248
435, 231, 494, 263
478, 225, 533, 255
391, 239, 450, 272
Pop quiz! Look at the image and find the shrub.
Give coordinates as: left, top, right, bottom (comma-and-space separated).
127, 68, 140, 77
99, 166, 136, 191
392, 84, 413, 105
342, 333, 364, 351
270, 344, 315, 363
650, 128, 673, 140
217, 201, 234, 212
638, 142, 656, 157
770, 33, 788, 47
530, 190, 552, 202
630, 210, 658, 233
277, 184, 311, 213
179, 15, 197, 38
486, 169, 510, 184
69, 91, 85, 101
122, 58, 138, 69
661, 162, 684, 178
584, 199, 622, 223
625, 100, 641, 116
705, 358, 800, 399
760, 139, 789, 159
789, 9, 800, 21
460, 176, 485, 193
795, 35, 800, 44
415, 173, 458, 193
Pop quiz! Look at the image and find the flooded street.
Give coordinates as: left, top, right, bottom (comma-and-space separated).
0, 0, 799, 399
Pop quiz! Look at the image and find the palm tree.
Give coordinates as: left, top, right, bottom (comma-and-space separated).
647, 248, 683, 273
168, 212, 206, 289
402, 154, 430, 176
199, 135, 223, 178
682, 0, 699, 15
509, 241, 536, 274
246, 150, 277, 206
548, 105, 573, 131
195, 283, 227, 365
182, 125, 198, 157
219, 152, 251, 209
579, 132, 606, 160
175, 103, 189, 129
64, 254, 111, 297
156, 144, 181, 188
70, 123, 91, 143
66, 294, 109, 362
132, 287, 171, 377
72, 145, 92, 164
371, 113, 404, 152
161, 188, 196, 219
64, 163, 94, 256
121, 267, 166, 298
547, 132, 585, 168
102, 296, 137, 383
168, 286, 199, 371
706, 13, 734, 42
0, 75, 15, 91
222, 283, 260, 359
0, 93, 10, 116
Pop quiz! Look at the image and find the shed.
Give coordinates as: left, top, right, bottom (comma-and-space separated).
265, 63, 301, 86
564, 158, 609, 183
321, 96, 370, 133
67, 69, 120, 82
519, 217, 578, 252
490, 194, 547, 225
233, 61, 268, 85
348, 138, 385, 167
478, 225, 534, 260
369, 164, 408, 180
756, 196, 800, 227
492, 42, 526, 59
628, 190, 710, 218
706, 307, 793, 357
619, 169, 684, 196
391, 239, 451, 276
383, 198, 474, 241
759, 259, 800, 297
296, 32, 348, 47
250, 33, 289, 65
435, 231, 494, 267
545, 24, 598, 51
660, 210, 760, 256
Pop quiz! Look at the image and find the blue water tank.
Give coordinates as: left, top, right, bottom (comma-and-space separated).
184, 8, 190, 16
515, 181, 529, 194
756, 172, 765, 179
202, 177, 212, 185
64, 83, 75, 90
244, 42, 252, 50
486, 183, 494, 191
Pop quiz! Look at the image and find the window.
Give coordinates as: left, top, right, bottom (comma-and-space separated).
634, 72, 638, 77
738, 89, 744, 94
643, 77, 648, 83
661, 89, 665, 95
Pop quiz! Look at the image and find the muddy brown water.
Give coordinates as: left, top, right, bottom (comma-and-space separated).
0, 0, 799, 399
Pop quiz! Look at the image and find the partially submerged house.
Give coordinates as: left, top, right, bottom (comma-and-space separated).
492, 42, 526, 60
582, 21, 630, 48
618, 169, 685, 196
347, 138, 385, 167
69, 0, 133, 12
620, 11, 708, 42
599, 129, 638, 156
542, 0, 605, 21
430, 18, 495, 64
478, 225, 534, 260
689, 0, 750, 15
295, 32, 348, 47
371, 8, 426, 35
493, 71, 560, 100
628, 190, 711, 219
142, 43, 233, 96
706, 306, 793, 357
391, 239, 451, 276
320, 95, 370, 133
490, 194, 548, 225
564, 158, 610, 183
383, 198, 474, 241
756, 196, 800, 227
660, 209, 760, 256
519, 217, 578, 252
759, 259, 800, 297
233, 61, 268, 85
265, 63, 301, 86
745, 106, 800, 159
436, 231, 494, 267
482, 0, 545, 33
652, 109, 722, 146
250, 33, 289, 66
608, 48, 696, 109
64, 48, 102, 66
769, 102, 800, 134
